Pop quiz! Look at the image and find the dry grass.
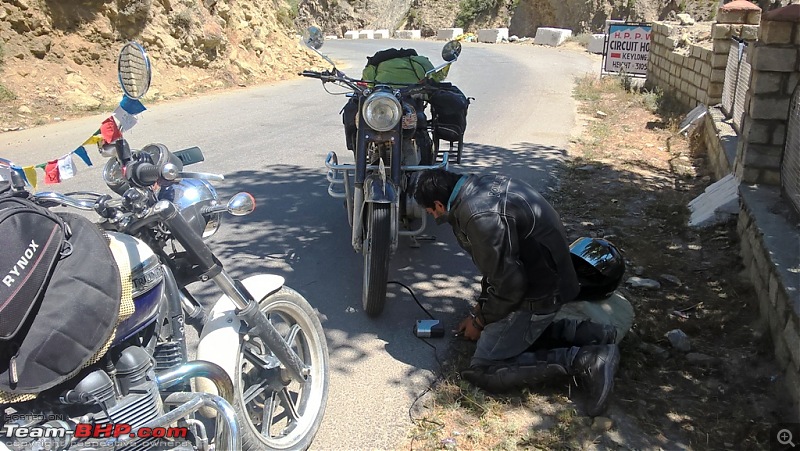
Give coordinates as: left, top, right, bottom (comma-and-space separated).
404, 73, 790, 450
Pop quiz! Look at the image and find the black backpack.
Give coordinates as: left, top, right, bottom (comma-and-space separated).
0, 188, 121, 394
429, 81, 470, 142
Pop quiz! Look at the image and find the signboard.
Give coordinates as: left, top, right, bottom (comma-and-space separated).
602, 22, 652, 77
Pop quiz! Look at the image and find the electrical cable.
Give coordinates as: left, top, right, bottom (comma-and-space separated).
386, 281, 448, 449
387, 281, 435, 319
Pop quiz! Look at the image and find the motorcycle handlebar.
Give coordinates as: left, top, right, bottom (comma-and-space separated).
129, 160, 161, 186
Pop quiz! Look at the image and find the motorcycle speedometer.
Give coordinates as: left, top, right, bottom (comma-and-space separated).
362, 91, 401, 132
158, 179, 221, 239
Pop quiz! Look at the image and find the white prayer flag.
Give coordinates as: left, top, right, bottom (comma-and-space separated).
58, 155, 77, 179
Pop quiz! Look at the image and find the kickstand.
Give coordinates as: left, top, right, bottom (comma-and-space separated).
408, 235, 436, 248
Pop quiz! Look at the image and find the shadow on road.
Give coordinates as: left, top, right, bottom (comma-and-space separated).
188, 139, 572, 397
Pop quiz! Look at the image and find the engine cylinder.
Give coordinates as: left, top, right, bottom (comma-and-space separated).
115, 346, 153, 396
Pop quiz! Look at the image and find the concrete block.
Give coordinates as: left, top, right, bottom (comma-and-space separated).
588, 34, 606, 54
786, 320, 800, 371
741, 24, 760, 41
395, 30, 421, 39
743, 144, 783, 169
743, 119, 776, 144
437, 28, 463, 41
374, 29, 390, 39
478, 28, 509, 43
746, 11, 762, 25
344, 30, 359, 39
760, 20, 794, 44
359, 30, 374, 39
712, 24, 732, 39
750, 97, 791, 120
688, 173, 740, 227
534, 27, 573, 47
751, 71, 783, 94
711, 52, 729, 69
718, 9, 749, 24
751, 46, 797, 72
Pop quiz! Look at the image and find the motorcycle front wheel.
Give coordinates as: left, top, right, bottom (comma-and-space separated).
363, 203, 391, 316
234, 287, 329, 450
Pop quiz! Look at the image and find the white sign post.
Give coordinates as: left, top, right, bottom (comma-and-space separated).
602, 22, 652, 77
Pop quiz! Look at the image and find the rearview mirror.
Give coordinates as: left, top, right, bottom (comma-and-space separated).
227, 192, 256, 216
442, 40, 462, 62
117, 42, 151, 99
303, 26, 325, 50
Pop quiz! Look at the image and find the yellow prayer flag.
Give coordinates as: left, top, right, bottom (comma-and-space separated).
22, 166, 37, 189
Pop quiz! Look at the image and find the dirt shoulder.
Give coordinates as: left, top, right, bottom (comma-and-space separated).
405, 74, 793, 450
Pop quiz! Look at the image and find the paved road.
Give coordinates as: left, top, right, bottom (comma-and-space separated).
1, 40, 595, 450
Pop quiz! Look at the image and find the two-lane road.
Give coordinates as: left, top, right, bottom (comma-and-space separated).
0, 39, 595, 450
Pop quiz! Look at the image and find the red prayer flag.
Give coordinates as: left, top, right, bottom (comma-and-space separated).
100, 116, 122, 143
44, 160, 61, 184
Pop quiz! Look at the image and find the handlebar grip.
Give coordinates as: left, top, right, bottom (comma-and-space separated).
131, 161, 161, 186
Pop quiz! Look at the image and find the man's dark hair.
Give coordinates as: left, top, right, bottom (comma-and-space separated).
413, 168, 463, 209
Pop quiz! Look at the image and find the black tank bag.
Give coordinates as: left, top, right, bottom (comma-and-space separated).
0, 191, 121, 394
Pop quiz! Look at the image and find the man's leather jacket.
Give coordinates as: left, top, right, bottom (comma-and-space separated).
447, 174, 580, 324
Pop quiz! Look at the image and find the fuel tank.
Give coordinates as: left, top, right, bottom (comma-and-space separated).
107, 232, 164, 344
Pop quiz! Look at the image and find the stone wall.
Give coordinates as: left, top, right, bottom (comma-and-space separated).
701, 104, 800, 420
646, 2, 762, 110
734, 6, 800, 186
701, 106, 738, 179
697, 5, 800, 417
647, 22, 713, 108
737, 185, 800, 417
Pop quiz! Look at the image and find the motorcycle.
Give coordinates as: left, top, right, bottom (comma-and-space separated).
0, 42, 328, 451
300, 27, 469, 316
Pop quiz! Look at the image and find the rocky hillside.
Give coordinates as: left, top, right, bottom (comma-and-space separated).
0, 0, 790, 132
0, 0, 318, 131
297, 0, 790, 37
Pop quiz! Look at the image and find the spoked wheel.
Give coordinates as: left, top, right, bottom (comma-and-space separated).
234, 287, 329, 450
362, 203, 391, 316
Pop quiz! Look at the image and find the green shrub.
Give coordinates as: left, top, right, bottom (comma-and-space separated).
455, 0, 497, 28
0, 85, 16, 102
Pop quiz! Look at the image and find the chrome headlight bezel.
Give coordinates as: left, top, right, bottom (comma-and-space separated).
362, 91, 402, 132
158, 178, 222, 239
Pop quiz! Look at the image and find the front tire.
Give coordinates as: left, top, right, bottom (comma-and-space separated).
234, 287, 329, 450
363, 203, 391, 316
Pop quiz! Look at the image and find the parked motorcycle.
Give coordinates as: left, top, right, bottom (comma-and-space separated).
300, 27, 469, 316
0, 42, 328, 451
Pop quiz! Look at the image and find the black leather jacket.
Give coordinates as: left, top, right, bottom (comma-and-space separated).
447, 174, 580, 324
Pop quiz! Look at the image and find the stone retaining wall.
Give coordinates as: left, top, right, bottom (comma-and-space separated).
737, 185, 800, 416
701, 99, 800, 421
647, 22, 713, 109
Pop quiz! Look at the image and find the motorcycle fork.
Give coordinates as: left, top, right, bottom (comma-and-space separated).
352, 122, 402, 253
153, 201, 309, 384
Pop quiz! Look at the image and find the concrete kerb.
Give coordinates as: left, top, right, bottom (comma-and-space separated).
437, 28, 463, 41
534, 27, 573, 47
396, 30, 421, 40
478, 28, 509, 43
588, 34, 606, 53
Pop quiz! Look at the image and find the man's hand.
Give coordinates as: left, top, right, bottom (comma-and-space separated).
456, 313, 484, 341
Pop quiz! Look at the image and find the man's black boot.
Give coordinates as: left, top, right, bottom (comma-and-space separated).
548, 319, 617, 346
574, 320, 617, 345
570, 344, 620, 416
461, 363, 567, 393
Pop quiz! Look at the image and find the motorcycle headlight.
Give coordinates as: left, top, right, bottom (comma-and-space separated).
158, 179, 222, 239
362, 91, 402, 132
